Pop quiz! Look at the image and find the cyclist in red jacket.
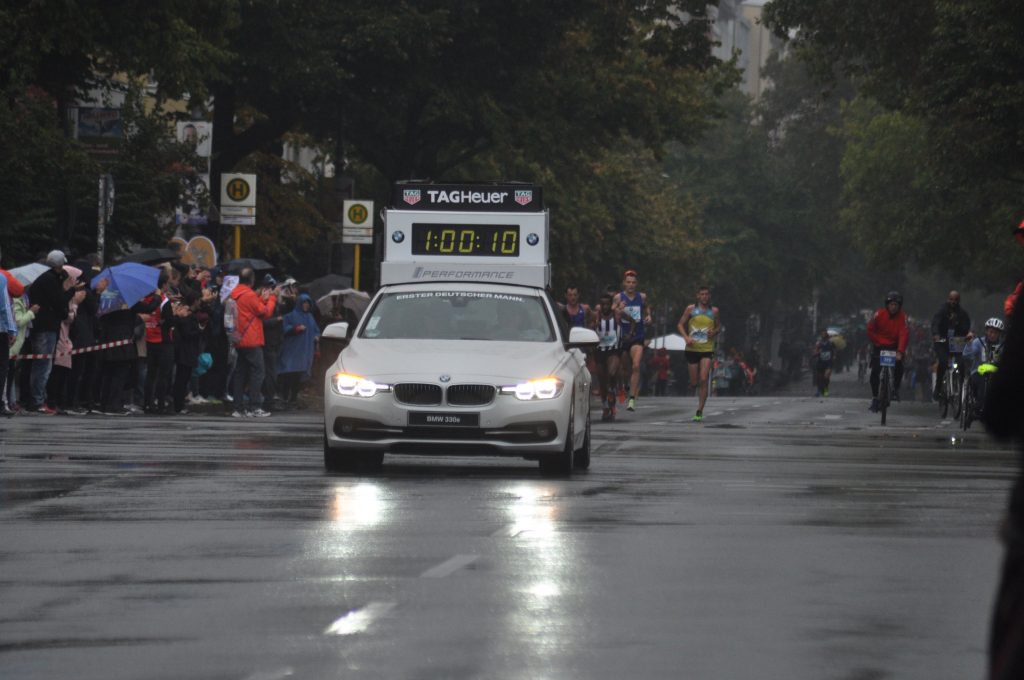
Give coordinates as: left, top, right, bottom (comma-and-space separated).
867, 290, 909, 412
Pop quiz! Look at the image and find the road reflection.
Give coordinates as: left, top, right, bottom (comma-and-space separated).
503, 484, 571, 652
329, 483, 387, 529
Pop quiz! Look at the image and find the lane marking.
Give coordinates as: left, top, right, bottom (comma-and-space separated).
420, 554, 479, 578
243, 669, 295, 680
823, 415, 842, 420
707, 411, 723, 417
243, 669, 294, 680
324, 601, 396, 636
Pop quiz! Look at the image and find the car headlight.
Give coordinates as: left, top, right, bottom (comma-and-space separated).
331, 373, 391, 398
500, 377, 563, 400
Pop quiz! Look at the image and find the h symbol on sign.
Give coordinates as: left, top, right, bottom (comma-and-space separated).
227, 179, 249, 201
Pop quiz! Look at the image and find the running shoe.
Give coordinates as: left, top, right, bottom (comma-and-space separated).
693, 410, 703, 422
251, 408, 271, 418
823, 389, 829, 397
230, 410, 247, 418
627, 396, 636, 411
868, 398, 879, 413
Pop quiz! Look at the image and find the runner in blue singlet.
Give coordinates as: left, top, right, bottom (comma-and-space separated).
613, 269, 651, 412
559, 285, 593, 329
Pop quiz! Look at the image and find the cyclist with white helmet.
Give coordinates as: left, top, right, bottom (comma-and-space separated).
962, 317, 1005, 420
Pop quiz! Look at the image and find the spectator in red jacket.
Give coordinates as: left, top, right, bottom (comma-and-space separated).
228, 267, 277, 417
866, 290, 909, 412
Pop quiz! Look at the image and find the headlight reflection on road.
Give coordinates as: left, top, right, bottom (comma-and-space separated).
329, 483, 387, 529
506, 485, 558, 540
503, 484, 572, 653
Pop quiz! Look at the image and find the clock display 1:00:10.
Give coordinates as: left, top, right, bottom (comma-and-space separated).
411, 223, 520, 256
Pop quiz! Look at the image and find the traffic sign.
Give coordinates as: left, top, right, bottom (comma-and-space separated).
343, 200, 373, 228
342, 227, 373, 237
223, 216, 256, 226
221, 173, 256, 208
220, 206, 255, 217
342, 234, 373, 244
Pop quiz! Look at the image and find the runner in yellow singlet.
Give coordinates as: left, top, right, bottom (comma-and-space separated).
677, 285, 720, 422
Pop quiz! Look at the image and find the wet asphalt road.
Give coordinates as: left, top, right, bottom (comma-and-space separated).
0, 373, 1017, 680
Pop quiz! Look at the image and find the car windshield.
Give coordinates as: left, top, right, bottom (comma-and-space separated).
360, 290, 555, 342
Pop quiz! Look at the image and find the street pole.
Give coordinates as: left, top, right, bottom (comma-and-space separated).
354, 244, 361, 289
234, 224, 241, 259
97, 173, 113, 266
97, 176, 106, 266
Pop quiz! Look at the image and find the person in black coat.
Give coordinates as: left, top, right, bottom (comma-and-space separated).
986, 222, 1024, 680
97, 306, 138, 416
931, 290, 972, 400
171, 293, 202, 414
69, 255, 106, 413
26, 250, 76, 412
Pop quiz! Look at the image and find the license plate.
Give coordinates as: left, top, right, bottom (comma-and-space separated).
408, 412, 480, 427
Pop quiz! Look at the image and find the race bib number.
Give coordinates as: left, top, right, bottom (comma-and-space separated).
820, 350, 832, 361
690, 329, 708, 343
599, 329, 618, 348
625, 305, 642, 322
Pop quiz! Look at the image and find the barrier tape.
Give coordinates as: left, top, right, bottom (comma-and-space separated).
12, 338, 135, 360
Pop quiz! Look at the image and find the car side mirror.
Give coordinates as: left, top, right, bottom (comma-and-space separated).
322, 321, 349, 340
567, 326, 599, 349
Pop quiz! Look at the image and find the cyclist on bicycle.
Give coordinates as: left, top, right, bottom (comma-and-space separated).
867, 291, 909, 413
962, 317, 1005, 421
930, 290, 971, 401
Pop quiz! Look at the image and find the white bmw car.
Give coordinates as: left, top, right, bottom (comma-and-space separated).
322, 282, 598, 474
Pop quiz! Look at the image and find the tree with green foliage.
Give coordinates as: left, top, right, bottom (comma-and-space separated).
2, 0, 735, 285
763, 0, 1024, 283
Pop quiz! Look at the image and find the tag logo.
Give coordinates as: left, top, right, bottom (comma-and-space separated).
514, 190, 533, 205
403, 189, 421, 205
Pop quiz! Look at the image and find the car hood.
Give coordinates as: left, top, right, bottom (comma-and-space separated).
336, 339, 573, 383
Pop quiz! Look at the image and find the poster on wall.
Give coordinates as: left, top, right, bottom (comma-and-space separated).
73, 107, 123, 156
176, 121, 212, 158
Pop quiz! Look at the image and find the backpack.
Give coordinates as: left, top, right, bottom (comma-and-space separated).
224, 297, 240, 346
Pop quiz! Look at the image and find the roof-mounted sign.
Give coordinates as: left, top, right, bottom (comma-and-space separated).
382, 182, 550, 287
391, 182, 543, 212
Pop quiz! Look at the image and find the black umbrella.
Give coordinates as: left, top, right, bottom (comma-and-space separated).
303, 273, 353, 301
223, 258, 275, 274
117, 247, 182, 266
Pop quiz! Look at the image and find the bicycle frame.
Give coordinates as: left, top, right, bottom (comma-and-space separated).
879, 350, 898, 425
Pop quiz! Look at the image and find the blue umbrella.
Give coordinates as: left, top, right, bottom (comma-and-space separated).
91, 262, 160, 316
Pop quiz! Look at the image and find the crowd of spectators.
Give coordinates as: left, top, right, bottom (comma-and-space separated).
1, 248, 329, 418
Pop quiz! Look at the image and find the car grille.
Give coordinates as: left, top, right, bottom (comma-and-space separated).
394, 383, 443, 405
446, 384, 495, 406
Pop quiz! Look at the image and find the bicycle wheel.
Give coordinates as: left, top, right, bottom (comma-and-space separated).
951, 369, 963, 420
939, 373, 950, 419
961, 379, 973, 431
880, 367, 890, 426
